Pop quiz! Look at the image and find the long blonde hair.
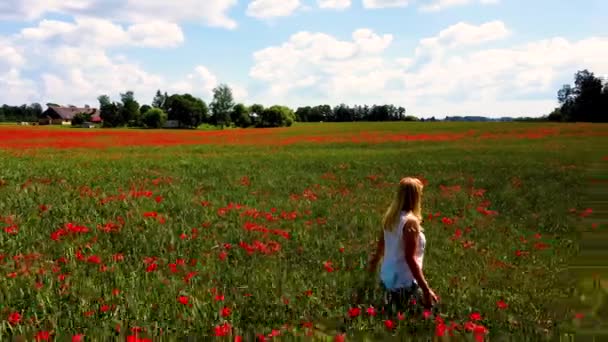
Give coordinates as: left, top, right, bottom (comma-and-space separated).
382, 177, 424, 231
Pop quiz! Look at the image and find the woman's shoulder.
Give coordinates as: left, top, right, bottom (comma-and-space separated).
403, 211, 420, 224
402, 213, 421, 234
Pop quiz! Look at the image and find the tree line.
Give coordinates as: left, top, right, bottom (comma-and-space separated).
97, 87, 418, 129
549, 69, 608, 122
0, 103, 43, 122
97, 84, 296, 129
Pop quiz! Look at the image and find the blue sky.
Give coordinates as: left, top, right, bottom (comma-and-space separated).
0, 0, 606, 118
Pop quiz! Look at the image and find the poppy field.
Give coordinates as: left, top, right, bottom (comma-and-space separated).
1, 122, 607, 341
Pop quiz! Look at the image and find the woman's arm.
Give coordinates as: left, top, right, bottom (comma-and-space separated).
402, 218, 430, 293
367, 230, 384, 273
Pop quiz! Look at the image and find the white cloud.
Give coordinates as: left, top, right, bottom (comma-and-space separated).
0, 45, 25, 71
250, 28, 395, 101
0, 18, 245, 107
362, 0, 410, 9
415, 21, 509, 58
0, 68, 37, 105
318, 0, 352, 10
0, 0, 238, 29
247, 0, 301, 19
19, 17, 184, 48
127, 22, 184, 48
353, 28, 394, 53
248, 22, 608, 117
419, 0, 499, 12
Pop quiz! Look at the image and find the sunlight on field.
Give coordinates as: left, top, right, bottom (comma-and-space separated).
0, 122, 607, 341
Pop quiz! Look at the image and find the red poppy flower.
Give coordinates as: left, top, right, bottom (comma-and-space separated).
221, 307, 231, 317
423, 310, 432, 319
87, 255, 101, 264
435, 321, 446, 337
470, 312, 482, 321
8, 312, 21, 325
35, 331, 51, 341
214, 323, 232, 337
178, 296, 189, 305
366, 306, 376, 316
534, 242, 550, 250
72, 334, 84, 342
146, 263, 158, 272
496, 299, 508, 309
348, 307, 360, 318
384, 319, 395, 330
515, 250, 529, 257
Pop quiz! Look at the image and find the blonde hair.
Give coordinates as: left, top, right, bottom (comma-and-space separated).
382, 177, 424, 231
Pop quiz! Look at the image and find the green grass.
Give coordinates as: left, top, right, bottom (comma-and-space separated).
0, 122, 607, 341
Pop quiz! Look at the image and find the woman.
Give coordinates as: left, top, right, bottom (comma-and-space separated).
367, 177, 438, 315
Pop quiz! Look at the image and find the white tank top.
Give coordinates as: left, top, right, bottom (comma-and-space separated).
380, 211, 426, 290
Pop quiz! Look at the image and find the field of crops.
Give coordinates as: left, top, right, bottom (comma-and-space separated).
1, 122, 607, 341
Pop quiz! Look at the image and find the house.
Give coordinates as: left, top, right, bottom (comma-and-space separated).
39, 105, 101, 125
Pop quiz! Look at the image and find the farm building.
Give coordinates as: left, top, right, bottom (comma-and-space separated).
39, 105, 101, 125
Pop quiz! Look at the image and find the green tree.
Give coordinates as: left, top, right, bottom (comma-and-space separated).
120, 91, 141, 127
258, 105, 295, 128
165, 94, 208, 128
232, 103, 251, 128
71, 112, 93, 126
547, 107, 563, 122
140, 104, 152, 116
152, 90, 166, 108
398, 106, 406, 120
557, 70, 606, 122
210, 84, 235, 127
143, 108, 168, 129
295, 106, 311, 122
602, 82, 608, 113
98, 95, 123, 128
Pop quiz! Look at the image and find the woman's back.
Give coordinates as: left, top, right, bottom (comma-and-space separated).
380, 211, 426, 290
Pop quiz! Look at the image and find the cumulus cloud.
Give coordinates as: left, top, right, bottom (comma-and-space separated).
0, 0, 238, 29
362, 0, 410, 9
250, 29, 394, 100
19, 17, 184, 48
247, 0, 302, 19
415, 20, 509, 58
318, 0, 352, 10
419, 0, 499, 12
0, 69, 37, 105
248, 22, 608, 116
0, 45, 25, 71
0, 19, 245, 107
